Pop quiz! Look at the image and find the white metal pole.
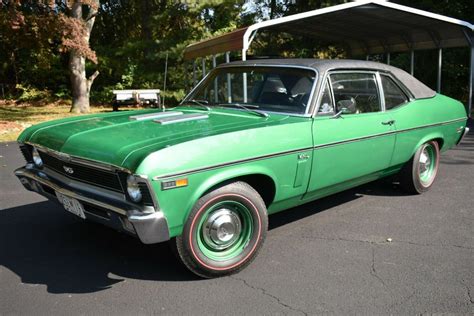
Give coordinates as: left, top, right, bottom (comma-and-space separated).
212, 55, 218, 103
469, 42, 473, 117
192, 60, 197, 86
387, 52, 390, 65
226, 52, 232, 103
242, 49, 247, 102
202, 58, 206, 79
463, 29, 473, 117
163, 52, 168, 109
437, 48, 442, 93
410, 50, 415, 75
212, 55, 217, 69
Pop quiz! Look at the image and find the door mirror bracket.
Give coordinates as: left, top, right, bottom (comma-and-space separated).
332, 107, 350, 119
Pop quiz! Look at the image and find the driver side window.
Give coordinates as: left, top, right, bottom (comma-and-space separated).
329, 72, 381, 114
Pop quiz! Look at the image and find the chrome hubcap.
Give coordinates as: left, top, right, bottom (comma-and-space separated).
419, 148, 432, 175
203, 208, 242, 250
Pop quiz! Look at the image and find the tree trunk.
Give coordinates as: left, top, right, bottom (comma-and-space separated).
69, 1, 99, 113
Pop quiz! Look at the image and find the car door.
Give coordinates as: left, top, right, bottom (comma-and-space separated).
304, 71, 396, 200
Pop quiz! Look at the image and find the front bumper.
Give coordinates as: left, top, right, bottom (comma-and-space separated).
15, 166, 170, 244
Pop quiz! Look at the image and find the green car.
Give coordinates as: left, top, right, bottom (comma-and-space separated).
15, 59, 469, 278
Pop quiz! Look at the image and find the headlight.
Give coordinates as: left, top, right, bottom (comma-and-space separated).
32, 147, 43, 167
127, 175, 142, 202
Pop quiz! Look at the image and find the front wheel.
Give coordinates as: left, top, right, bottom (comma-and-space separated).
399, 140, 440, 194
175, 182, 268, 278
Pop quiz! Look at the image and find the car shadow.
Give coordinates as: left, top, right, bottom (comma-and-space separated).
0, 201, 200, 293
269, 178, 405, 230
1, 178, 406, 294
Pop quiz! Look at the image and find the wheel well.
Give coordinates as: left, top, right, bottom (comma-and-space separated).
202, 174, 276, 207
432, 137, 444, 150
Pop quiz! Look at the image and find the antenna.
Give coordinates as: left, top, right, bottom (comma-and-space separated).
162, 51, 169, 110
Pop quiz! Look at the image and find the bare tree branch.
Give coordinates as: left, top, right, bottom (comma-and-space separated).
87, 70, 99, 91
85, 11, 98, 22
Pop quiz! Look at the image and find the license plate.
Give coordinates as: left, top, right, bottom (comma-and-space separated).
55, 192, 86, 219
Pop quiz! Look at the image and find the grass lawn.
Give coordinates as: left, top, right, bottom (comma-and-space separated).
0, 102, 112, 142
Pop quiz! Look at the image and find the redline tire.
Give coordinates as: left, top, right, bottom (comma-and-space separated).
400, 140, 440, 194
175, 181, 268, 278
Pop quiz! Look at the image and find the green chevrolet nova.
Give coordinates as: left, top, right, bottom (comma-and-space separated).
15, 59, 469, 278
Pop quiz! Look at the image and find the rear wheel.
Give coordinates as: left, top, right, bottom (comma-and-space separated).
399, 140, 440, 194
175, 182, 268, 278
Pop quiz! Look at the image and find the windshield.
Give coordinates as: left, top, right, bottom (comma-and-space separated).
183, 66, 316, 115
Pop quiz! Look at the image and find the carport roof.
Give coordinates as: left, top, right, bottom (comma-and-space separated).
183, 0, 474, 60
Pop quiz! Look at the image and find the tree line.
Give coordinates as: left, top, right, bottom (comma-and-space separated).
0, 0, 472, 113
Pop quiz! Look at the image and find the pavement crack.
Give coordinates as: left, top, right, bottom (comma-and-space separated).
299, 235, 473, 250
370, 246, 389, 289
394, 239, 473, 251
300, 235, 381, 245
230, 276, 309, 315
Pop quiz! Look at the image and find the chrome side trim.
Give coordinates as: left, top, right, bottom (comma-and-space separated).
314, 130, 396, 150
129, 111, 183, 121
314, 118, 466, 149
153, 146, 314, 180
152, 117, 467, 180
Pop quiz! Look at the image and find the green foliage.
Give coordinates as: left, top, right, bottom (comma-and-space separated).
1, 0, 472, 106
15, 84, 51, 102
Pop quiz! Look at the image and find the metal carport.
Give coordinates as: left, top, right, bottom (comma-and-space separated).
183, 0, 474, 115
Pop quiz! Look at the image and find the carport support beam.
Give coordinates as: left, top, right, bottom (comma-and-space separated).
226, 52, 232, 103
387, 52, 390, 65
468, 37, 473, 117
410, 50, 415, 75
462, 29, 473, 117
212, 55, 218, 103
192, 61, 197, 86
437, 48, 442, 93
242, 48, 247, 102
202, 58, 206, 79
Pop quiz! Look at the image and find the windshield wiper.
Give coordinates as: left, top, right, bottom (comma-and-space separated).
217, 103, 269, 118
181, 99, 211, 111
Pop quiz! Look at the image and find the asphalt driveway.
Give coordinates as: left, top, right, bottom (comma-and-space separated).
1, 126, 473, 314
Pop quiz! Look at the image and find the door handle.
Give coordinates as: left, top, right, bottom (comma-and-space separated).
381, 120, 395, 126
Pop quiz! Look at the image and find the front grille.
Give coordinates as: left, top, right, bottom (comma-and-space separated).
19, 145, 33, 162
39, 183, 56, 196
39, 151, 124, 193
138, 183, 154, 206
82, 202, 111, 220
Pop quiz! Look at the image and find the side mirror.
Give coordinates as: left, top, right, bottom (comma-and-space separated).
332, 107, 351, 118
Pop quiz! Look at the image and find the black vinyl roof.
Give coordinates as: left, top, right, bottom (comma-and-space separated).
218, 59, 436, 99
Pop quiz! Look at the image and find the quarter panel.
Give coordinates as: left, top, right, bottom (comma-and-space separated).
389, 95, 467, 166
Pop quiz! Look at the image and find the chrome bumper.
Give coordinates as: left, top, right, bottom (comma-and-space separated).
15, 167, 170, 244
456, 126, 470, 145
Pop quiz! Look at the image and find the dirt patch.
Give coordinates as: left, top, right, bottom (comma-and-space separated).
0, 120, 31, 135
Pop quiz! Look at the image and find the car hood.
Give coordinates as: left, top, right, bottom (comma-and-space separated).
19, 108, 294, 171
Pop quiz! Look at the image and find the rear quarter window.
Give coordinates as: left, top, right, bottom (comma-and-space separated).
381, 75, 409, 110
